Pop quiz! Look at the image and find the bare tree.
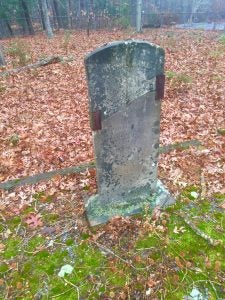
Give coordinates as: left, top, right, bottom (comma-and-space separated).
38, 0, 46, 30
41, 0, 54, 38
20, 0, 35, 35
211, 0, 225, 29
53, 0, 63, 28
136, 0, 142, 32
67, 0, 73, 28
0, 44, 6, 66
188, 0, 210, 24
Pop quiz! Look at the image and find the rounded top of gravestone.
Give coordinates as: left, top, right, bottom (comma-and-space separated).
85, 39, 165, 120
85, 39, 164, 63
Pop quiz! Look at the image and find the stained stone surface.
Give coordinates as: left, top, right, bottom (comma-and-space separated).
85, 40, 175, 226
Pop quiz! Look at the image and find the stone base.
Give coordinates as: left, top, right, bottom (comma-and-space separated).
85, 180, 175, 226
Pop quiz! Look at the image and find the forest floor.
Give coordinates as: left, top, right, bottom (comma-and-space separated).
0, 28, 225, 299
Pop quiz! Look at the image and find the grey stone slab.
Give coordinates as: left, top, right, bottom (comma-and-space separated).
85, 179, 174, 226
84, 40, 175, 226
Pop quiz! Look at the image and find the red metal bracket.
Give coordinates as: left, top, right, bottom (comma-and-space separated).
156, 74, 165, 100
91, 110, 102, 131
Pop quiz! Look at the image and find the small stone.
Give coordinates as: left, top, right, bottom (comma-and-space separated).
190, 191, 198, 199
146, 288, 152, 296
58, 264, 74, 277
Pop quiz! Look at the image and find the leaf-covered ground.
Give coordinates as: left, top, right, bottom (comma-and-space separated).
0, 29, 225, 299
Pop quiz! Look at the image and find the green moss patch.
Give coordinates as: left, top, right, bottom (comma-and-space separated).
1, 187, 224, 298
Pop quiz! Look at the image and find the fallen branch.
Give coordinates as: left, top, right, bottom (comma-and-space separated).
0, 56, 73, 77
0, 139, 201, 191
177, 212, 221, 247
159, 139, 201, 154
0, 162, 95, 190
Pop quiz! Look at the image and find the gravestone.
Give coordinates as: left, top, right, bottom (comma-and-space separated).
85, 40, 174, 226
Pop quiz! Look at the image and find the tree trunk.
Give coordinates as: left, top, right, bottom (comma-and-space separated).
20, 0, 35, 35
53, 0, 63, 28
189, 12, 194, 24
0, 44, 6, 66
38, 0, 46, 30
50, 0, 58, 29
41, 0, 54, 38
77, 0, 81, 16
130, 0, 136, 27
20, 15, 28, 35
5, 20, 14, 37
136, 0, 142, 32
86, 0, 90, 36
67, 0, 73, 28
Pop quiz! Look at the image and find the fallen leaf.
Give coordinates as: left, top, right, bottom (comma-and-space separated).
3, 229, 12, 239
214, 261, 221, 272
16, 282, 23, 289
25, 213, 43, 228
172, 274, 179, 283
219, 201, 225, 210
175, 256, 184, 269
119, 291, 127, 300
0, 279, 4, 285
161, 219, 167, 225
151, 206, 161, 221
134, 256, 142, 263
186, 261, 192, 268
147, 278, 157, 288
0, 243, 5, 252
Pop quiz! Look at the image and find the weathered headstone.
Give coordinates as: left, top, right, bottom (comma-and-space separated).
85, 40, 174, 226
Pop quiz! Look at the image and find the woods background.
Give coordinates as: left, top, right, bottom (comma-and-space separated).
0, 0, 225, 38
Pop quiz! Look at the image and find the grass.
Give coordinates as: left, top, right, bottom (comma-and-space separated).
166, 70, 193, 92
6, 39, 31, 67
166, 70, 193, 84
0, 188, 224, 299
218, 35, 225, 44
9, 133, 20, 146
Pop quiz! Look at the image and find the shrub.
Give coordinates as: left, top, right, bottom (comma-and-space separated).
162, 12, 179, 26
142, 13, 161, 28
116, 16, 131, 29
166, 71, 193, 84
166, 70, 193, 92
62, 30, 72, 51
218, 35, 225, 44
7, 40, 31, 67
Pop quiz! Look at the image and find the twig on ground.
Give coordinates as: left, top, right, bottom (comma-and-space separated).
200, 171, 207, 200
92, 241, 151, 271
188, 279, 221, 300
50, 288, 74, 298
54, 222, 77, 239
63, 278, 80, 300
177, 212, 221, 247
15, 222, 22, 235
